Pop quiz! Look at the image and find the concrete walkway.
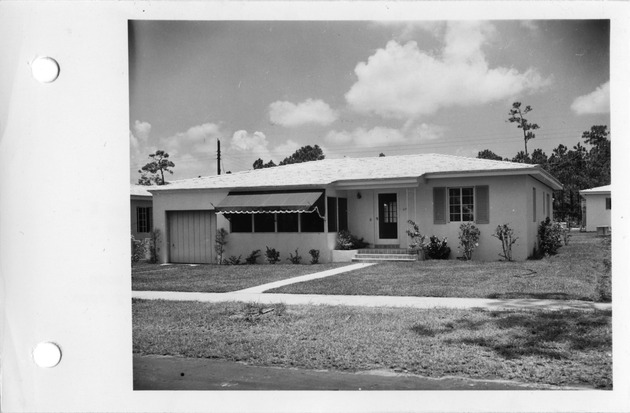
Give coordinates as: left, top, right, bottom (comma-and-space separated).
234, 262, 376, 293
132, 290, 611, 311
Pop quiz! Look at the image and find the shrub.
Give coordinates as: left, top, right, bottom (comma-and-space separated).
227, 255, 242, 265
424, 236, 451, 260
245, 249, 261, 265
458, 223, 480, 260
335, 230, 369, 250
309, 249, 320, 264
265, 246, 280, 264
147, 229, 161, 263
287, 249, 302, 264
596, 258, 612, 302
131, 235, 145, 264
537, 217, 563, 256
214, 228, 229, 265
492, 224, 518, 261
405, 220, 427, 254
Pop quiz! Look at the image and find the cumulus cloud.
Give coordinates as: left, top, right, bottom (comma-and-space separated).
325, 123, 445, 148
346, 21, 551, 119
269, 99, 338, 127
571, 81, 610, 115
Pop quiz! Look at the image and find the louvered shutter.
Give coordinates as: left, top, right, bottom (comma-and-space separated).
475, 185, 490, 224
433, 187, 446, 224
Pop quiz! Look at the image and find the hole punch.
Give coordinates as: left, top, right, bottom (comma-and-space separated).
31, 57, 60, 83
32, 341, 62, 368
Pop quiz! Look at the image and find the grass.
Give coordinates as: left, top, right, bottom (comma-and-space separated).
268, 233, 611, 301
131, 262, 349, 292
133, 299, 612, 389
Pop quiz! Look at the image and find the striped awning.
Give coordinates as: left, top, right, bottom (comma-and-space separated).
215, 192, 322, 214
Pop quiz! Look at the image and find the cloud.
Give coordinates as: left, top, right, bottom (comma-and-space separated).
571, 81, 610, 115
325, 123, 445, 148
163, 122, 222, 155
372, 21, 445, 40
269, 99, 338, 127
346, 21, 551, 119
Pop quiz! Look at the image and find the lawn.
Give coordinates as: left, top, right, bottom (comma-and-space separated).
133, 299, 612, 389
131, 262, 349, 292
267, 232, 611, 301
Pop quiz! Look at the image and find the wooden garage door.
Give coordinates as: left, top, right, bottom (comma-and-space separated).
168, 211, 214, 264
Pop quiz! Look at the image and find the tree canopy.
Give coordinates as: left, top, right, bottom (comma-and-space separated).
137, 150, 175, 185
252, 145, 325, 169
477, 149, 503, 161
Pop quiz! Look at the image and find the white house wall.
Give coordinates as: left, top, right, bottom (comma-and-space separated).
583, 193, 611, 231
151, 189, 228, 264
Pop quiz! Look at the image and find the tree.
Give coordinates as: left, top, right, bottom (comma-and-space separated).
582, 125, 610, 187
379, 153, 386, 157
508, 102, 540, 156
137, 150, 175, 185
477, 149, 503, 161
279, 145, 325, 165
252, 158, 277, 170
511, 151, 531, 164
530, 148, 548, 168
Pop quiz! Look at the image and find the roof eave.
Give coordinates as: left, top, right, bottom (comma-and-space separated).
425, 167, 563, 190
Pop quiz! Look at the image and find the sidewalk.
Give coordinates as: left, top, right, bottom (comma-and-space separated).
132, 290, 610, 311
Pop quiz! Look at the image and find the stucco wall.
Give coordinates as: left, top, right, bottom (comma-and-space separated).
151, 189, 228, 263
583, 193, 611, 231
525, 175, 555, 257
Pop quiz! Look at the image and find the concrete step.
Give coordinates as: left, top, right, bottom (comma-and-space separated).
352, 253, 418, 262
360, 248, 410, 254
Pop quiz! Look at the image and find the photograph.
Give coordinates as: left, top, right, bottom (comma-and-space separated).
128, 19, 613, 392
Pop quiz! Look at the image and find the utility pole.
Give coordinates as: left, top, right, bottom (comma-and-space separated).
217, 138, 221, 175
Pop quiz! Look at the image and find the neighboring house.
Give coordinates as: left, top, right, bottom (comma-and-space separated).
579, 185, 611, 232
131, 184, 153, 240
148, 153, 562, 264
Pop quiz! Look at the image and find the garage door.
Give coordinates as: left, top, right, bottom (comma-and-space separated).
168, 210, 214, 264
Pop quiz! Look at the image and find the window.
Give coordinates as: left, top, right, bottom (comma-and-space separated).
546, 193, 551, 218
606, 197, 611, 210
254, 213, 275, 232
277, 213, 299, 232
228, 214, 252, 233
338, 198, 348, 231
137, 207, 152, 233
327, 197, 338, 232
448, 187, 474, 222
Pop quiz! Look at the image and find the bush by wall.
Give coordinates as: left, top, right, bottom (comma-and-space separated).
424, 236, 451, 260
309, 249, 320, 264
537, 218, 563, 256
335, 230, 369, 250
458, 223, 480, 260
265, 246, 281, 264
492, 224, 518, 261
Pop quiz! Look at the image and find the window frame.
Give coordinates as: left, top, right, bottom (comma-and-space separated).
606, 197, 611, 210
448, 187, 475, 223
136, 206, 152, 233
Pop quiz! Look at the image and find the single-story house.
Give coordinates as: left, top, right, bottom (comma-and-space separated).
148, 153, 562, 263
131, 184, 153, 240
579, 185, 611, 233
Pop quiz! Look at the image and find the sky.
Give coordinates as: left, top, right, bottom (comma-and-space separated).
129, 19, 610, 182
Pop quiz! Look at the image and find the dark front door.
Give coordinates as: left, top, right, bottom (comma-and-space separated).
378, 193, 398, 239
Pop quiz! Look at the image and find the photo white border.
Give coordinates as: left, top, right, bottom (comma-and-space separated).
1, 1, 628, 412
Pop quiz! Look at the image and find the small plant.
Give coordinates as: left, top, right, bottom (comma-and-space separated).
131, 235, 145, 264
405, 220, 427, 255
287, 249, 302, 264
537, 217, 563, 256
458, 223, 480, 260
265, 246, 281, 264
214, 228, 229, 265
424, 235, 451, 260
335, 230, 369, 250
148, 229, 161, 263
492, 224, 518, 261
227, 255, 242, 265
245, 249, 261, 265
561, 223, 571, 246
309, 249, 320, 264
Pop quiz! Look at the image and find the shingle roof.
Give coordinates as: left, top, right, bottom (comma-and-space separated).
130, 184, 153, 197
149, 153, 559, 191
579, 185, 611, 195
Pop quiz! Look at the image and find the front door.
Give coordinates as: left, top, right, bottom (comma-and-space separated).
378, 193, 398, 240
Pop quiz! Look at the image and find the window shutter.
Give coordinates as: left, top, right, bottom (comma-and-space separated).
475, 185, 489, 224
433, 187, 446, 224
